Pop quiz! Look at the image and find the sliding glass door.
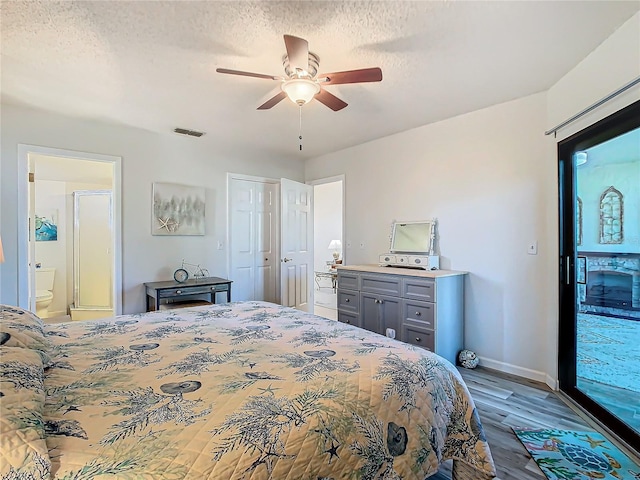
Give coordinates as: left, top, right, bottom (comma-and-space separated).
558, 100, 639, 452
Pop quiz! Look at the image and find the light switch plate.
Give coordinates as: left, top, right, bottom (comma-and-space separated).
527, 241, 538, 255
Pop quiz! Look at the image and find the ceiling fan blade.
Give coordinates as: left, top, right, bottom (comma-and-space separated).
284, 35, 309, 72
257, 91, 287, 110
216, 68, 280, 81
318, 67, 383, 85
315, 89, 348, 111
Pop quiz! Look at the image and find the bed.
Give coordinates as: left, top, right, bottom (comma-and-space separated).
1, 301, 496, 479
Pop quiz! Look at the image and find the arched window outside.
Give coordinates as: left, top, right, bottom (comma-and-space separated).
599, 186, 623, 244
576, 197, 583, 246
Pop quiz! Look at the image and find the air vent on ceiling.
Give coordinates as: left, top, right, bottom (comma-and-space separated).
173, 128, 205, 138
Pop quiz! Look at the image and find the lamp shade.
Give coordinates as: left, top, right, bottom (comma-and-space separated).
328, 239, 342, 250
281, 79, 320, 106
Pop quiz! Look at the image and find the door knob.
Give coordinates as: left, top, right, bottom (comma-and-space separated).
282, 258, 293, 262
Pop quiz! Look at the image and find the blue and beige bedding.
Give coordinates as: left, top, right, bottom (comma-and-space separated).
0, 301, 496, 479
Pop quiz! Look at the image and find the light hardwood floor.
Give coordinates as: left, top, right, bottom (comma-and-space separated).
431, 367, 636, 480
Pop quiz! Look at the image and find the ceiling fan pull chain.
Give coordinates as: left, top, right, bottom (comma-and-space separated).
299, 106, 303, 151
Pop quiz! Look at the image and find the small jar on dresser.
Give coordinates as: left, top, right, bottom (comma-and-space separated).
336, 264, 466, 365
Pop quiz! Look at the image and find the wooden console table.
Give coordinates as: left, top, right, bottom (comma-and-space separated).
144, 277, 232, 312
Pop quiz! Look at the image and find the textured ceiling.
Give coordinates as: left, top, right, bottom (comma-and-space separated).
2, 1, 639, 161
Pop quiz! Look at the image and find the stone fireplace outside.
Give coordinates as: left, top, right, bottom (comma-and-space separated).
578, 252, 640, 318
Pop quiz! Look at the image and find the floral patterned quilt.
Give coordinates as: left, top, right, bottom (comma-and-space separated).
1, 301, 495, 479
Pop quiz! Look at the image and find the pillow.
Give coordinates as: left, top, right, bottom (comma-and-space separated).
0, 305, 51, 352
0, 346, 52, 479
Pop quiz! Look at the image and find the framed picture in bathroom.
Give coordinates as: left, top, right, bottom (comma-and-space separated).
152, 182, 205, 236
35, 210, 58, 241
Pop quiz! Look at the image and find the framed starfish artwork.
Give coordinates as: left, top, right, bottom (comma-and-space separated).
152, 182, 205, 236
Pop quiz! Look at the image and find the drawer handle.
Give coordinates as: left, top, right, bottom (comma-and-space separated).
176, 290, 182, 294
345, 298, 350, 303
415, 337, 421, 342
345, 319, 350, 324
375, 299, 383, 304
415, 311, 421, 316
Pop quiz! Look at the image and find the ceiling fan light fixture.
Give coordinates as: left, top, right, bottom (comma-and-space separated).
281, 78, 320, 106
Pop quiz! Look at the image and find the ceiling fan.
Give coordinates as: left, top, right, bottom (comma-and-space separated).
216, 35, 382, 111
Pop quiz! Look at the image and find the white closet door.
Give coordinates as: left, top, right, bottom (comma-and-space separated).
229, 178, 278, 302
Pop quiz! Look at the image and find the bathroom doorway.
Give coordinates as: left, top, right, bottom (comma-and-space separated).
309, 175, 344, 320
19, 145, 122, 321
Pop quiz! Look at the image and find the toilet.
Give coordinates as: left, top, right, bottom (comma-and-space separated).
35, 267, 55, 318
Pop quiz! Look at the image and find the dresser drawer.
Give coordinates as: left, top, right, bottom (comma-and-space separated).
158, 285, 214, 298
361, 274, 401, 296
403, 323, 435, 352
337, 289, 359, 313
402, 300, 435, 328
337, 271, 360, 291
338, 310, 360, 327
402, 277, 435, 302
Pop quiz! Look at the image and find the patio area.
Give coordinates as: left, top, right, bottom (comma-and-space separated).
576, 312, 640, 432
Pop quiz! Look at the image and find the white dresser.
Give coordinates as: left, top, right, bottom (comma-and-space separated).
336, 265, 466, 365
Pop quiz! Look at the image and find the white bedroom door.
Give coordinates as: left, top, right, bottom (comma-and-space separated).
280, 178, 313, 311
229, 177, 278, 303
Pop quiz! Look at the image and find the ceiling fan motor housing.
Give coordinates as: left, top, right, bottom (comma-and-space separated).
283, 52, 320, 79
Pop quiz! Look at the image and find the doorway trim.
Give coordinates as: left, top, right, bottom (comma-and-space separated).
17, 144, 123, 315
306, 174, 346, 265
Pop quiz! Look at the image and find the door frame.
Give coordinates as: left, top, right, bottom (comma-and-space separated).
226, 173, 281, 302
306, 174, 346, 266
17, 144, 122, 315
557, 99, 640, 453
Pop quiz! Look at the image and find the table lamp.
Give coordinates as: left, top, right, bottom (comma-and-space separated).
328, 239, 342, 263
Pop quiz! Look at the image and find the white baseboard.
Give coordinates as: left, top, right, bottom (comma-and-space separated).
478, 356, 551, 385
545, 374, 558, 391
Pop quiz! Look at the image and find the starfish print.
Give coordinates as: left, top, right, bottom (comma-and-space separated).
157, 217, 171, 231
63, 405, 81, 414
324, 442, 340, 464
581, 434, 606, 449
249, 362, 257, 369
257, 384, 280, 396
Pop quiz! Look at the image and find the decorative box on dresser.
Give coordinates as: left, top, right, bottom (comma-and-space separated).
336, 265, 466, 365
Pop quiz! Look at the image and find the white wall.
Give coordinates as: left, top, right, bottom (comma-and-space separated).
313, 181, 343, 272
306, 92, 552, 381
1, 103, 304, 313
547, 13, 640, 140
